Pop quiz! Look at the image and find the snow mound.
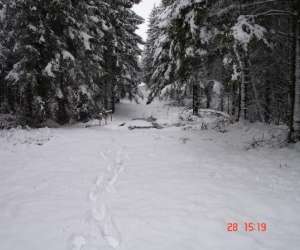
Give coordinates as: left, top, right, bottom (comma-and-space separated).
0, 127, 53, 147
128, 120, 153, 128
240, 123, 289, 150
178, 109, 231, 132
0, 114, 17, 129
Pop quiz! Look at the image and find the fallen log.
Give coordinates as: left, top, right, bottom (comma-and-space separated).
128, 125, 154, 130
128, 122, 164, 130
132, 116, 157, 122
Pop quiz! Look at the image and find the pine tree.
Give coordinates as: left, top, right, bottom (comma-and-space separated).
108, 0, 143, 104
142, 5, 163, 86
293, 0, 300, 140
2, 0, 51, 125
0, 1, 8, 112
146, 0, 209, 115
0, 0, 143, 125
73, 0, 110, 120
145, 0, 296, 140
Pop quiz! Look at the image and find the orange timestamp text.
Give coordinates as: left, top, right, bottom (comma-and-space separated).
227, 222, 268, 232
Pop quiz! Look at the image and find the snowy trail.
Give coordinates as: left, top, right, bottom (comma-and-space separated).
70, 149, 125, 250
0, 100, 300, 250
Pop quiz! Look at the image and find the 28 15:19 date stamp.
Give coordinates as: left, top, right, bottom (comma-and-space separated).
227, 222, 268, 232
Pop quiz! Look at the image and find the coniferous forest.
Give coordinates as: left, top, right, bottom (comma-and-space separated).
1, 1, 300, 250
0, 0, 300, 142
143, 0, 300, 142
0, 0, 143, 125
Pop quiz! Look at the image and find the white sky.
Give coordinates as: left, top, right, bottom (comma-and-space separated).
132, 0, 161, 42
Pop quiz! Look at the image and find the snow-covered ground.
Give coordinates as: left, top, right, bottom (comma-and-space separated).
0, 99, 300, 250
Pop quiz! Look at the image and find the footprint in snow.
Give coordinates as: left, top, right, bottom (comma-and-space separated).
91, 204, 106, 222
89, 175, 105, 202
100, 151, 108, 161
105, 235, 120, 249
71, 149, 125, 250
90, 205, 121, 249
69, 235, 86, 250
180, 137, 190, 144
99, 215, 121, 249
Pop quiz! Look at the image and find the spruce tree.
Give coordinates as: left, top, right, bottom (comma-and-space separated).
108, 0, 143, 103
142, 5, 163, 86
0, 0, 143, 125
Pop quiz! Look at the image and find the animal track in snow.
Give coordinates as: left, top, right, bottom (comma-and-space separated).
69, 235, 86, 250
92, 209, 121, 249
91, 204, 106, 222
69, 149, 126, 249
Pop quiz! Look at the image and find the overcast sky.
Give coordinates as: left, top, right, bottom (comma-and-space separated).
132, 0, 161, 42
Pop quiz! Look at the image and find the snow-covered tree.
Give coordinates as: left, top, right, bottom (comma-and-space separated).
292, 0, 300, 140
146, 0, 210, 114
109, 0, 143, 104
0, 0, 143, 125
142, 5, 163, 86
145, 0, 296, 133
0, 1, 8, 112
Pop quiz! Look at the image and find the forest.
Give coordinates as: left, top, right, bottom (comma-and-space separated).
0, 0, 143, 125
143, 0, 300, 142
0, 1, 300, 250
0, 0, 299, 143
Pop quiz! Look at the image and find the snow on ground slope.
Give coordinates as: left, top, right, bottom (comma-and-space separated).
0, 99, 300, 250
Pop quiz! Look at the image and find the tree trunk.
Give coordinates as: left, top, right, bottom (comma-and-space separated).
220, 89, 224, 112
248, 58, 265, 122
110, 81, 115, 113
288, 10, 297, 142
193, 79, 200, 115
237, 81, 241, 122
233, 43, 248, 121
103, 79, 109, 110
231, 83, 237, 117
240, 52, 249, 120
293, 17, 300, 140
205, 84, 211, 109
264, 80, 271, 123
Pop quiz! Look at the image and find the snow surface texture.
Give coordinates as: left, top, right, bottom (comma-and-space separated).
0, 99, 300, 250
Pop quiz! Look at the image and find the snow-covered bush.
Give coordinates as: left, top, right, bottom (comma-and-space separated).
0, 126, 52, 146
244, 124, 289, 150
179, 108, 231, 132
0, 114, 17, 129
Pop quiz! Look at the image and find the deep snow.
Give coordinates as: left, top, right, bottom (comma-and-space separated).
0, 99, 300, 250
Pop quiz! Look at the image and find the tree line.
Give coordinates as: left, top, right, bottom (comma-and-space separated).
143, 0, 300, 141
0, 0, 143, 126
